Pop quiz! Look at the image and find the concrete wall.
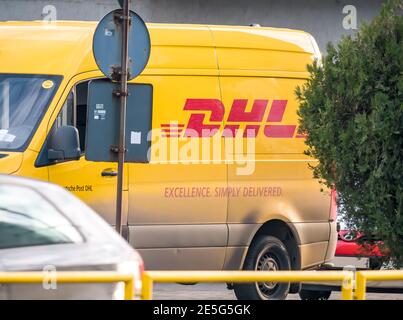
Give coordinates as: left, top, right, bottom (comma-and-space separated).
0, 0, 384, 52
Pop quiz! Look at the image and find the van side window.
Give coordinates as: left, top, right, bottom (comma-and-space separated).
55, 91, 75, 128
54, 81, 88, 153
35, 80, 89, 167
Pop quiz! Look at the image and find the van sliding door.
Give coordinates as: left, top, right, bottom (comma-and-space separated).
127, 25, 228, 270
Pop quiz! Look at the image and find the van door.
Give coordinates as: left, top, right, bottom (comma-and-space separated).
43, 79, 128, 225
127, 74, 228, 270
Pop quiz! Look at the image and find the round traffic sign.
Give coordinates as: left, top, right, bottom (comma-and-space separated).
93, 9, 151, 81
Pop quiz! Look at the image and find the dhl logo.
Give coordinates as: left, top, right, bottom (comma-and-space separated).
161, 99, 305, 139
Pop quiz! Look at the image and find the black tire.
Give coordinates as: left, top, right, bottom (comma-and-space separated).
299, 289, 331, 300
234, 235, 291, 300
369, 257, 388, 270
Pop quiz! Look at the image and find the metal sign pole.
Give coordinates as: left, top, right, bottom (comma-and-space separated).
92, 1, 150, 235
115, 0, 130, 234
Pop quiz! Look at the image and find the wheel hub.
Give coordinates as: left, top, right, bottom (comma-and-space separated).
256, 253, 279, 292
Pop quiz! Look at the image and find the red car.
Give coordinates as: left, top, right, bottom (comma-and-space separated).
299, 229, 403, 300
336, 229, 383, 257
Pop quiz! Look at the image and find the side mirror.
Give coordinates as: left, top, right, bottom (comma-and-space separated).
48, 125, 81, 161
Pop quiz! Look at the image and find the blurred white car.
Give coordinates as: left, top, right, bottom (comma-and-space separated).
0, 175, 143, 299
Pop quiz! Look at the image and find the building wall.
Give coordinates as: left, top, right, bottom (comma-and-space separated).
0, 0, 384, 52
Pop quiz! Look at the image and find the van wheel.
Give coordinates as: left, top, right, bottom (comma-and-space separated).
299, 289, 331, 300
234, 235, 291, 300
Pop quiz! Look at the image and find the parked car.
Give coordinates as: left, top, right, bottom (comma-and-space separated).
0, 175, 143, 299
299, 227, 402, 300
335, 229, 385, 269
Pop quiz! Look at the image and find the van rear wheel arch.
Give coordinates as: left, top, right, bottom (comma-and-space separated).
245, 219, 301, 271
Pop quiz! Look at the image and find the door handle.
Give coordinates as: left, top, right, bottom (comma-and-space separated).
101, 169, 118, 177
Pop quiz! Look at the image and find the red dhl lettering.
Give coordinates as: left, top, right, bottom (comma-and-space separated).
161, 98, 304, 139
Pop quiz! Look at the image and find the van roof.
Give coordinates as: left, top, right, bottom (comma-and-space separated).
0, 21, 318, 77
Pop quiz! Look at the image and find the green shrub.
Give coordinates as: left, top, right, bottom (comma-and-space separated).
296, 0, 403, 265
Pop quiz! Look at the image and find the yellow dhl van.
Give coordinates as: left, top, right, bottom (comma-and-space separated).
0, 21, 337, 299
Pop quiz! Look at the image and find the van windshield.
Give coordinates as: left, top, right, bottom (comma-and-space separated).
0, 74, 61, 151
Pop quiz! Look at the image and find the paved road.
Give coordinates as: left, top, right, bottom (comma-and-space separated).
153, 283, 403, 300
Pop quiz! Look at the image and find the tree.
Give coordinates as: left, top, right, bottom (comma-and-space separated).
296, 0, 403, 265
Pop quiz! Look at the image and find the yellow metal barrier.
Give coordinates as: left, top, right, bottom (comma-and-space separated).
141, 270, 354, 300
355, 270, 403, 300
0, 271, 135, 300
3, 269, 400, 300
